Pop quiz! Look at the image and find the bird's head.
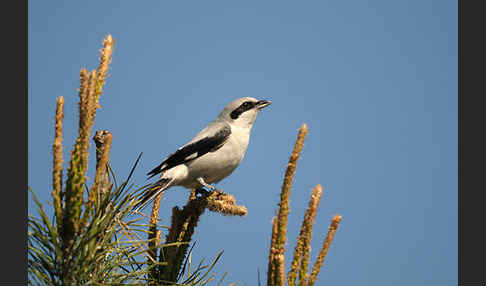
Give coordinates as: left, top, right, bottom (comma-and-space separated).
218, 97, 271, 128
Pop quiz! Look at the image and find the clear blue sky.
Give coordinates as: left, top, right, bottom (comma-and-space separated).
29, 1, 457, 285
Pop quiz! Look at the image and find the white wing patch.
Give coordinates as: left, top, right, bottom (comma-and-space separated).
184, 153, 198, 161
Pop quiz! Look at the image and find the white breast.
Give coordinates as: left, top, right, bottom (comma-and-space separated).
180, 125, 251, 188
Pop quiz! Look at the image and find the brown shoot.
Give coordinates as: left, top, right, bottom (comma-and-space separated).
63, 70, 97, 241
298, 185, 323, 286
92, 130, 113, 198
307, 215, 342, 286
287, 184, 323, 286
267, 216, 278, 286
95, 34, 114, 108
159, 190, 208, 282
148, 191, 163, 262
272, 123, 308, 286
52, 96, 64, 231
206, 192, 247, 216
277, 254, 286, 286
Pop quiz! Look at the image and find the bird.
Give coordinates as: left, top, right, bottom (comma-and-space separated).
132, 97, 271, 212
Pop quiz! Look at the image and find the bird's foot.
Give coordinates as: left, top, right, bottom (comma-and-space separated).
194, 188, 209, 197
196, 177, 222, 193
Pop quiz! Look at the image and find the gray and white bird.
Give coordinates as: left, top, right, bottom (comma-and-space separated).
133, 97, 271, 212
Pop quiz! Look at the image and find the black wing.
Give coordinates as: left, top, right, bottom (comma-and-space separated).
147, 124, 231, 179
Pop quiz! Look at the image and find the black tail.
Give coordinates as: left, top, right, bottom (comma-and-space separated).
147, 162, 164, 180
132, 178, 171, 212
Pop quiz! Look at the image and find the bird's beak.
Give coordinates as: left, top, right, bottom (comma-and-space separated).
256, 100, 272, 109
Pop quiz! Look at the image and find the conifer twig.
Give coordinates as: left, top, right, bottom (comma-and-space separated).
52, 96, 64, 233
159, 190, 208, 282
307, 215, 342, 286
71, 70, 98, 231
206, 192, 247, 216
277, 254, 285, 286
63, 69, 96, 254
95, 34, 114, 108
298, 185, 323, 286
78, 68, 89, 135
267, 217, 278, 286
271, 123, 308, 286
287, 184, 323, 286
148, 191, 163, 260
147, 189, 164, 284
91, 130, 113, 199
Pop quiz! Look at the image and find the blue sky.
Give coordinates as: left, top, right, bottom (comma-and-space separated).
29, 1, 457, 285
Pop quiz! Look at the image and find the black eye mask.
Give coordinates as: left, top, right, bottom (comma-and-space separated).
230, 101, 257, 119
